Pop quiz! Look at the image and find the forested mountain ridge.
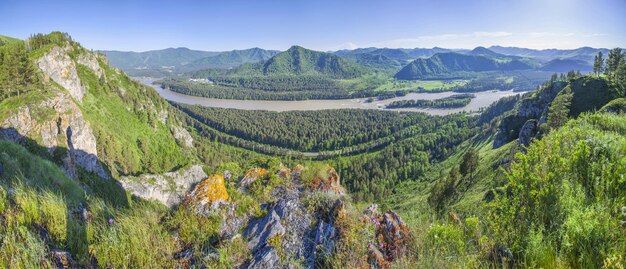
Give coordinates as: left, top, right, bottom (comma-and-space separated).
394, 51, 534, 80
488, 45, 611, 63
228, 45, 371, 79
539, 58, 593, 72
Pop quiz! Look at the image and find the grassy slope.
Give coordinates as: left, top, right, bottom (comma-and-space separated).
76, 61, 193, 176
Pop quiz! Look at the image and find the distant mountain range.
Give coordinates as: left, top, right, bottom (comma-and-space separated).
487, 46, 610, 63
101, 47, 278, 76
101, 47, 220, 72
102, 45, 614, 79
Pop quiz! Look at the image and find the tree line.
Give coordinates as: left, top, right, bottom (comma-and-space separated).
386, 94, 475, 109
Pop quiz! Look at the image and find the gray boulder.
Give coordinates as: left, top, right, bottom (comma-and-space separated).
120, 165, 207, 207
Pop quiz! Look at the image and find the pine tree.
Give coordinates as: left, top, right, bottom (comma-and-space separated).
460, 148, 479, 181
606, 48, 624, 81
617, 53, 626, 96
593, 51, 604, 77
547, 87, 573, 130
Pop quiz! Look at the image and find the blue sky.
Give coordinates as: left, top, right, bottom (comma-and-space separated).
1, 0, 625, 51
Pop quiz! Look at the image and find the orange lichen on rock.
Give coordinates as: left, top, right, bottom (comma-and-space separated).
239, 167, 269, 188
276, 163, 292, 179
310, 165, 344, 194
184, 174, 229, 210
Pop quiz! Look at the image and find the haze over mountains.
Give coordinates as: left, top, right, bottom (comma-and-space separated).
102, 45, 612, 78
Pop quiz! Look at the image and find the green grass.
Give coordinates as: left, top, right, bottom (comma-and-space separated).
0, 140, 191, 268
77, 61, 193, 177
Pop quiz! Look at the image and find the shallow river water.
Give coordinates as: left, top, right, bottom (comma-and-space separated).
139, 78, 522, 116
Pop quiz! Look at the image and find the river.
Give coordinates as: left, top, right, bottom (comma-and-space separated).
138, 78, 523, 115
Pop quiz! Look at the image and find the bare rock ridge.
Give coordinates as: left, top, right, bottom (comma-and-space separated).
77, 52, 104, 78
37, 45, 87, 101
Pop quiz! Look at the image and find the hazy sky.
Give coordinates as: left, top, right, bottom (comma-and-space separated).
1, 0, 625, 52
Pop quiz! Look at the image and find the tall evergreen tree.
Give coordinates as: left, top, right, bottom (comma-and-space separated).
460, 148, 479, 181
617, 54, 626, 96
547, 86, 573, 130
593, 51, 604, 77
606, 48, 624, 81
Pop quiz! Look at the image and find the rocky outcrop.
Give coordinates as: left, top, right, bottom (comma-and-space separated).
312, 199, 346, 264
368, 242, 388, 269
183, 174, 229, 213
37, 45, 86, 101
518, 119, 539, 148
493, 81, 564, 148
276, 163, 292, 179
243, 186, 314, 269
170, 125, 193, 148
375, 210, 412, 262
361, 205, 412, 265
310, 166, 344, 194
120, 165, 207, 207
293, 164, 304, 180
1, 93, 106, 178
245, 210, 286, 253
77, 52, 103, 78
239, 168, 269, 189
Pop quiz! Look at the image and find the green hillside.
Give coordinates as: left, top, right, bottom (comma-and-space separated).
0, 35, 22, 46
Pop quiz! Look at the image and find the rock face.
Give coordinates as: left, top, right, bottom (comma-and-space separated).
170, 125, 193, 148
244, 187, 314, 269
310, 166, 344, 194
77, 52, 103, 78
120, 165, 207, 207
518, 119, 539, 148
183, 174, 229, 213
247, 246, 280, 269
312, 199, 346, 264
375, 210, 411, 261
493, 81, 564, 148
37, 46, 86, 101
276, 163, 292, 179
1, 93, 106, 178
245, 210, 286, 253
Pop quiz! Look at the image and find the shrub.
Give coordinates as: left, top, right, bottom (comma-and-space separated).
427, 224, 465, 256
